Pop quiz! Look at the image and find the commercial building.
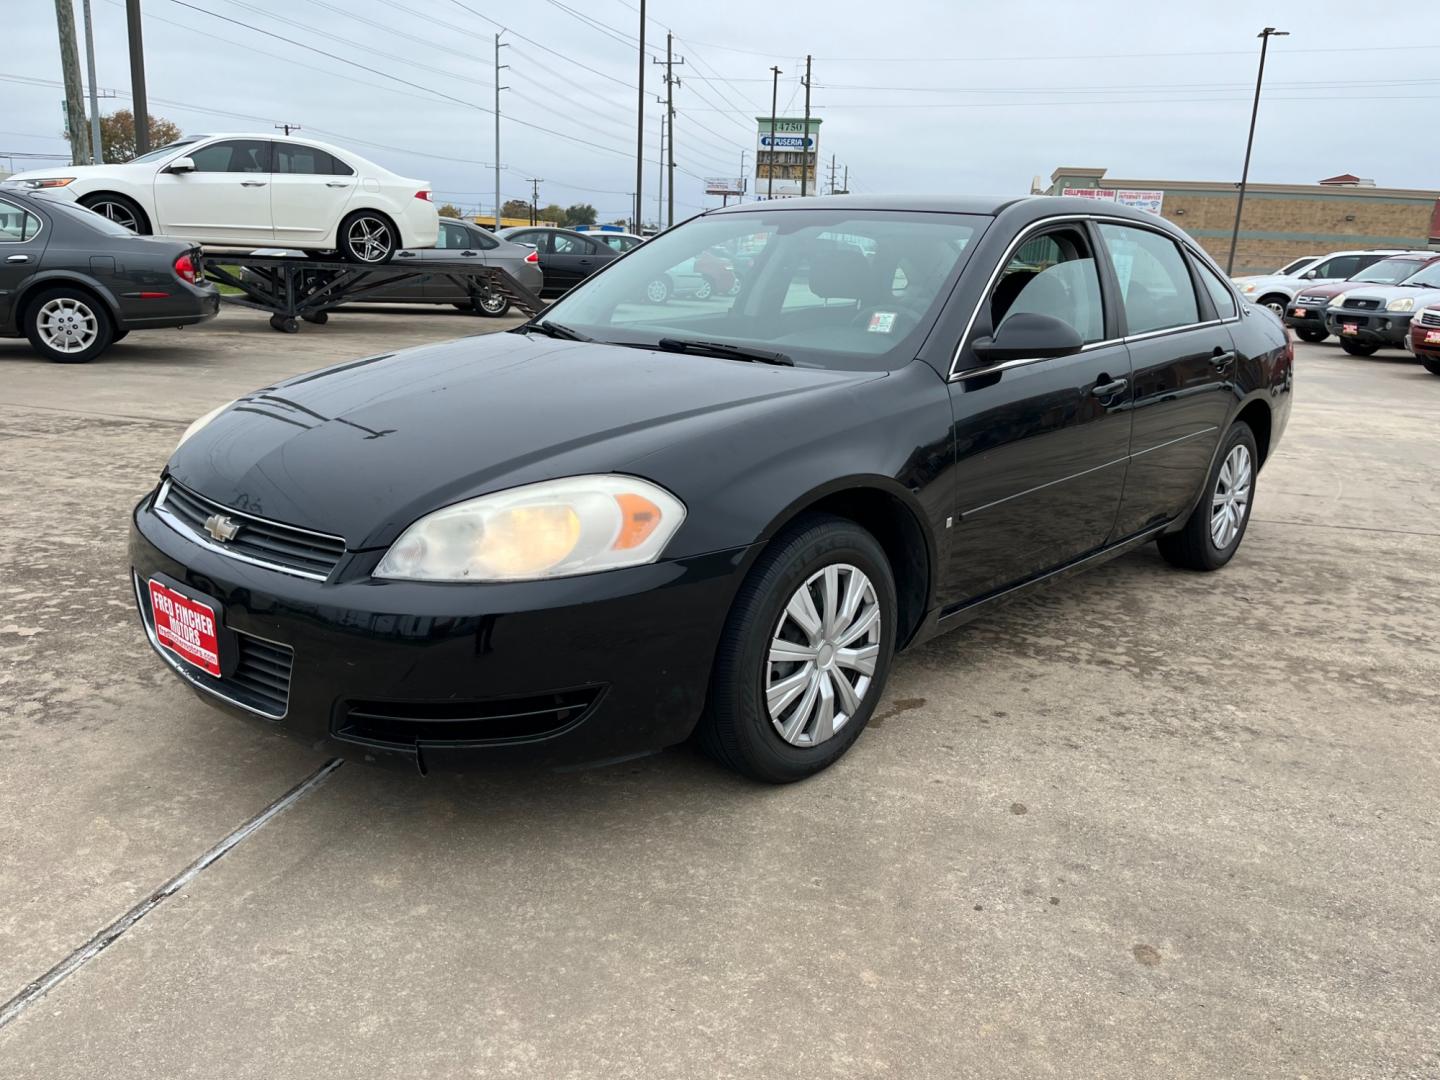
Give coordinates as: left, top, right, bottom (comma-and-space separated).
1042, 168, 1440, 275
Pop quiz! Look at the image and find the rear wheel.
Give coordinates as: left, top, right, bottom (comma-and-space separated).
1340, 339, 1379, 357
1157, 422, 1258, 572
644, 276, 671, 304
77, 193, 150, 234
338, 211, 398, 264
474, 292, 511, 317
1295, 327, 1327, 343
1421, 357, 1440, 377
698, 514, 897, 783
25, 287, 113, 363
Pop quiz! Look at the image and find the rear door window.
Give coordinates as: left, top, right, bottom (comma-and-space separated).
1098, 223, 1201, 334
274, 143, 352, 176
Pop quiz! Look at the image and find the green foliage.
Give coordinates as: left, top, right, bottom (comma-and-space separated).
98, 110, 183, 164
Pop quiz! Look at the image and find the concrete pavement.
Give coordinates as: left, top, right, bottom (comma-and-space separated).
1, 311, 1437, 1078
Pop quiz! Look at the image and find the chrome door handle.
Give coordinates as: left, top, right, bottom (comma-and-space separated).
6, 254, 29, 263
1212, 350, 1236, 371
325, 181, 351, 188
240, 180, 267, 187
1091, 377, 1128, 398
461, 250, 477, 257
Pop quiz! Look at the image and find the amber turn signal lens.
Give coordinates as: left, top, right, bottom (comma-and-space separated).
613, 493, 662, 550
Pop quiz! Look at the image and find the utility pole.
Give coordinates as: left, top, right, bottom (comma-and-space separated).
1227, 26, 1288, 275
633, 0, 646, 232
828, 154, 837, 195
54, 0, 89, 164
81, 0, 103, 164
651, 32, 684, 228
655, 106, 665, 227
800, 55, 811, 197
494, 32, 509, 229
739, 149, 748, 204
273, 122, 301, 137
766, 66, 781, 200
125, 0, 150, 155
841, 165, 848, 194
526, 177, 542, 225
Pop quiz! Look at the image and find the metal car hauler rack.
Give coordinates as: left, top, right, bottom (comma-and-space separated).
200, 254, 544, 333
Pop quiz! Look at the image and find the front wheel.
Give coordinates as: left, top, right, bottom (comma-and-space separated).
644, 276, 671, 304
1295, 327, 1327, 343
1257, 295, 1288, 318
1157, 422, 1258, 572
1421, 357, 1440, 377
25, 287, 113, 363
1340, 339, 1379, 357
78, 193, 150, 235
338, 211, 398, 264
473, 292, 511, 317
698, 514, 897, 783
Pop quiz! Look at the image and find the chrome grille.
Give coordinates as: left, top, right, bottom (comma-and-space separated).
1420, 311, 1440, 328
155, 480, 346, 581
1296, 294, 1328, 305
1340, 297, 1381, 311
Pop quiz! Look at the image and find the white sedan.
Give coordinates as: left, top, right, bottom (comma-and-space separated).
4, 133, 438, 263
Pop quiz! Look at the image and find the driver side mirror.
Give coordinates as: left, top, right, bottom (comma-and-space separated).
165, 156, 196, 174
968, 313, 1084, 368
1302, 269, 1318, 279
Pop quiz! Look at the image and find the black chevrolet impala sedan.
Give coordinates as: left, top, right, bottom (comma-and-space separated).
129, 195, 1291, 781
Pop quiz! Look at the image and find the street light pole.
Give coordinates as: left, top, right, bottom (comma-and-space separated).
1226, 26, 1288, 275
633, 0, 646, 233
766, 66, 781, 200
494, 33, 508, 229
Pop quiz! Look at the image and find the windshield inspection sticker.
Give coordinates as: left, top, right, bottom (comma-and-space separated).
867, 311, 897, 333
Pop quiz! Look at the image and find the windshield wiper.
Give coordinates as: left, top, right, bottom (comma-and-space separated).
515, 320, 595, 342
655, 337, 794, 366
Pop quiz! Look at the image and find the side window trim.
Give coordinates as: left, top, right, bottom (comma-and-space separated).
0, 197, 45, 244
1184, 244, 1240, 323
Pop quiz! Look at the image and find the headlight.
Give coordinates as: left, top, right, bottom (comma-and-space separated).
175, 400, 235, 450
22, 177, 75, 189
1387, 297, 1415, 312
1329, 293, 1349, 310
1239, 282, 1258, 294
375, 475, 687, 582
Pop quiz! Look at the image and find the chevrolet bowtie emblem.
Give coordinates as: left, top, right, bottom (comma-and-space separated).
203, 513, 242, 543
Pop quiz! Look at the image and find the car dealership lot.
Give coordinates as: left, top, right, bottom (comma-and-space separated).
2, 314, 1437, 1077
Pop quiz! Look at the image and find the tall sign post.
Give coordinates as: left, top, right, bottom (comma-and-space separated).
754, 116, 821, 200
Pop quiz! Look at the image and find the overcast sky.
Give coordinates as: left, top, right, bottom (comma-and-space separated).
4, 0, 1435, 223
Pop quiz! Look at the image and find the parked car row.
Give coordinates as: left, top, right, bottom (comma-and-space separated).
1234, 245, 1440, 376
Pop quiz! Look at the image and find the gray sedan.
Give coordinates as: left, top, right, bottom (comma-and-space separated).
379, 218, 542, 315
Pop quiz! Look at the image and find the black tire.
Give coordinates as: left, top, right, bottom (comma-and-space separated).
694, 279, 714, 300
24, 286, 114, 363
698, 514, 898, 783
644, 276, 671, 304
77, 192, 150, 234
112, 328, 129, 343
1340, 339, 1379, 357
1295, 327, 1327, 343
269, 314, 299, 333
301, 311, 329, 325
1157, 422, 1259, 572
1421, 357, 1440, 377
337, 211, 398, 264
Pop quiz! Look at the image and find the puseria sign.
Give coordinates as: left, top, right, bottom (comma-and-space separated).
1060, 187, 1165, 215
755, 116, 822, 198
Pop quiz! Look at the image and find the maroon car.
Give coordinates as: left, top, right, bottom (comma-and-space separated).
1411, 300, 1440, 376
1285, 253, 1440, 343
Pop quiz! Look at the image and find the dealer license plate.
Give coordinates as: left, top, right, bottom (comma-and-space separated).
1426, 330, 1440, 345
1342, 323, 1359, 335
148, 579, 222, 676
1292, 307, 1307, 318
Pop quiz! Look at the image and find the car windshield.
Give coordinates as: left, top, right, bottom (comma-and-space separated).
542, 209, 983, 371
1278, 257, 1318, 275
1404, 262, 1440, 289
1351, 258, 1424, 284
129, 138, 201, 165
44, 198, 141, 238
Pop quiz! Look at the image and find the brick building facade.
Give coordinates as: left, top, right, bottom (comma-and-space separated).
1044, 168, 1440, 275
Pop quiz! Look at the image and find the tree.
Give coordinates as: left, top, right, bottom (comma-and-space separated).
536, 203, 567, 225
562, 203, 597, 227
97, 110, 182, 164
435, 203, 462, 218
501, 199, 532, 218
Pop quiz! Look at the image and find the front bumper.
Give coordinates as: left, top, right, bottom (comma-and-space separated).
1410, 314, 1440, 357
1283, 301, 1330, 333
130, 486, 750, 773
1325, 308, 1413, 347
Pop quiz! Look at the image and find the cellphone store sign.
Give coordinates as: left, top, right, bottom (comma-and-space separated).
1061, 187, 1165, 215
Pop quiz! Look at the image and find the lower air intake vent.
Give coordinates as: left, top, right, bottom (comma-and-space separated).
335, 688, 603, 748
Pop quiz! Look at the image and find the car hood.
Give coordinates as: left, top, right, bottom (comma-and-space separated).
5, 162, 154, 185
1234, 274, 1298, 293
168, 332, 885, 549
1336, 283, 1440, 303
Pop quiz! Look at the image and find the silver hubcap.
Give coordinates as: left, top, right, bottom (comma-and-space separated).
480, 293, 506, 313
36, 297, 99, 353
347, 217, 392, 262
1211, 444, 1253, 549
1264, 300, 1285, 316
646, 280, 667, 302
766, 563, 881, 747
89, 200, 139, 232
